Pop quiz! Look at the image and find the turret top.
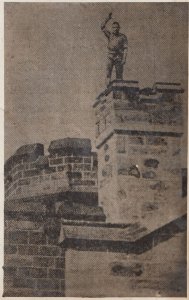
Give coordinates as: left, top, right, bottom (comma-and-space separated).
93, 80, 184, 108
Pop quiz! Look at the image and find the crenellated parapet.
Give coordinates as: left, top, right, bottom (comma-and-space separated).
4, 138, 98, 202
94, 81, 183, 148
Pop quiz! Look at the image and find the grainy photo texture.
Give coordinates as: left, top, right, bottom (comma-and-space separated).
4, 2, 187, 297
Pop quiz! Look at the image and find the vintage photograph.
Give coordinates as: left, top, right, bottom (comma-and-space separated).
4, 2, 187, 297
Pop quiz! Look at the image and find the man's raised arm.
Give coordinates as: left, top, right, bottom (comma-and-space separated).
101, 13, 112, 38
121, 36, 128, 65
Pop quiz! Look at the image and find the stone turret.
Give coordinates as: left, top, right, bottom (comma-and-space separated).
5, 138, 98, 205
93, 80, 185, 228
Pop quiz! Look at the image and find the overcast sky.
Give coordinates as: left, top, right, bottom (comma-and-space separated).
5, 2, 188, 160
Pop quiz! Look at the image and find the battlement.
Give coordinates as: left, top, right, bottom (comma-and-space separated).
94, 80, 184, 104
5, 138, 98, 201
94, 81, 183, 148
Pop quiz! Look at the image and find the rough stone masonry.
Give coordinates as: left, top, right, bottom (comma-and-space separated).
4, 80, 186, 297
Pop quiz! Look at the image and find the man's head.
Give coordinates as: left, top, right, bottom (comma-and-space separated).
112, 22, 120, 35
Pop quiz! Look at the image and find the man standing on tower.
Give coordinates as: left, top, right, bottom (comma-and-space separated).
101, 13, 128, 85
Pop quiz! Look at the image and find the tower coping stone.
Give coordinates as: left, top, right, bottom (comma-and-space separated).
94, 80, 140, 107
153, 82, 184, 93
94, 81, 184, 108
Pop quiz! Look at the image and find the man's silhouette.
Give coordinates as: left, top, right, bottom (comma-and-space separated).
101, 13, 128, 85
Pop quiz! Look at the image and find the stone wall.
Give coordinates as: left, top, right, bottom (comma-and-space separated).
4, 137, 104, 297
65, 231, 186, 297
98, 132, 185, 226
4, 198, 66, 297
5, 139, 98, 201
4, 201, 186, 297
4, 82, 186, 297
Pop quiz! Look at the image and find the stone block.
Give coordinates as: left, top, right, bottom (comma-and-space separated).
39, 246, 61, 257
49, 158, 63, 165
55, 257, 65, 269
49, 268, 65, 279
33, 256, 54, 268
149, 181, 167, 191
18, 267, 47, 278
146, 136, 167, 146
144, 159, 159, 168
3, 288, 36, 297
18, 178, 30, 185
5, 220, 41, 231
65, 157, 83, 163
15, 164, 25, 171
47, 235, 59, 246
24, 169, 41, 177
29, 231, 47, 245
13, 171, 22, 181
128, 136, 144, 145
37, 278, 60, 290
3, 266, 17, 278
4, 244, 17, 255
18, 245, 39, 256
17, 267, 30, 277
44, 167, 56, 174
142, 171, 157, 179
13, 277, 36, 289
142, 202, 159, 212
84, 157, 91, 163
128, 166, 140, 178
34, 290, 65, 297
57, 165, 64, 171
5, 255, 33, 267
111, 262, 143, 277
7, 230, 28, 244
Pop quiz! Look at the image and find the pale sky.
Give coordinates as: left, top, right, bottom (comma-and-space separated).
5, 2, 188, 161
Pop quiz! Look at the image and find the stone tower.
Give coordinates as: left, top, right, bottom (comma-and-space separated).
93, 80, 185, 227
